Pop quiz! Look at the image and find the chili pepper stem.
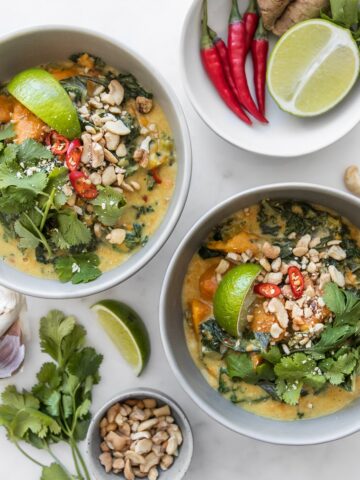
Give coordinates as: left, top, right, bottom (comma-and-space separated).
229, 0, 241, 24
201, 0, 212, 49
246, 0, 257, 13
255, 16, 267, 39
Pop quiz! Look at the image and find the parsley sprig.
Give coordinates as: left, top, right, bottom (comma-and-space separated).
0, 310, 103, 480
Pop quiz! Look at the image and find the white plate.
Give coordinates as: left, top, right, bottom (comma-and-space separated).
181, 0, 360, 157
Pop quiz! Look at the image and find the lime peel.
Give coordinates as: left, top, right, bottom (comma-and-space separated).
91, 300, 150, 376
213, 263, 262, 337
8, 68, 81, 138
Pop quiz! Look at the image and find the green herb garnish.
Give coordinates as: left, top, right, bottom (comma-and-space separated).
0, 310, 103, 480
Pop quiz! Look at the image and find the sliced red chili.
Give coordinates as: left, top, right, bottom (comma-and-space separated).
254, 283, 281, 298
69, 171, 98, 200
45, 131, 70, 156
151, 168, 162, 184
288, 266, 304, 299
66, 138, 82, 171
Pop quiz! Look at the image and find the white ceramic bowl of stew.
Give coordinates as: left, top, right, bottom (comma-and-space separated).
0, 26, 191, 299
160, 183, 360, 445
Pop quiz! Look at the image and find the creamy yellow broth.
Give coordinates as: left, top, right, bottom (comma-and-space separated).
182, 202, 360, 421
0, 73, 176, 280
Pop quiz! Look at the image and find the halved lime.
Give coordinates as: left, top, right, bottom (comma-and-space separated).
91, 300, 150, 376
7, 68, 81, 138
213, 264, 261, 337
267, 19, 360, 117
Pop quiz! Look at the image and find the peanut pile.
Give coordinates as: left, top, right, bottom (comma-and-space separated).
99, 398, 182, 479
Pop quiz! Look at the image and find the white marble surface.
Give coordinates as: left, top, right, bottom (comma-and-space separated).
1, 0, 360, 478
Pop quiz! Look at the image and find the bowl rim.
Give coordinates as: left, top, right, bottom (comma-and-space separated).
85, 387, 194, 479
160, 182, 360, 445
180, 0, 360, 158
0, 24, 192, 299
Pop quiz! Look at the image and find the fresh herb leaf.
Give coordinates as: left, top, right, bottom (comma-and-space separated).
133, 204, 155, 219
311, 324, 355, 353
0, 186, 37, 214
17, 139, 53, 164
0, 122, 15, 141
276, 379, 303, 406
125, 223, 147, 249
41, 463, 71, 480
118, 73, 153, 101
57, 210, 92, 246
68, 347, 103, 382
54, 253, 101, 284
200, 319, 269, 354
39, 311, 76, 364
225, 353, 275, 384
0, 161, 48, 193
91, 186, 126, 226
198, 246, 224, 260
274, 353, 317, 380
60, 76, 88, 104
319, 352, 357, 385
329, 0, 358, 28
14, 218, 41, 249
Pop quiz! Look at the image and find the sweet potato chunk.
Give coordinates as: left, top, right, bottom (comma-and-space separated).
0, 95, 14, 123
191, 299, 211, 334
251, 304, 285, 342
12, 101, 46, 143
199, 266, 218, 301
50, 67, 81, 81
207, 232, 258, 254
251, 304, 276, 333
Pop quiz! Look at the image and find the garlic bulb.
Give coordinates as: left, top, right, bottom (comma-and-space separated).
0, 286, 25, 337
0, 287, 26, 378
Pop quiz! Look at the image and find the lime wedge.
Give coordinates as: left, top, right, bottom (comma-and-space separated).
267, 19, 360, 117
7, 68, 81, 138
213, 264, 262, 337
91, 300, 150, 376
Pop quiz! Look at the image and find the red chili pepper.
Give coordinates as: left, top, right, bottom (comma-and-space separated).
151, 168, 162, 184
66, 138, 82, 172
200, 1, 252, 126
254, 283, 281, 298
251, 18, 269, 117
208, 26, 238, 96
228, 0, 267, 123
69, 171, 98, 200
288, 266, 305, 299
243, 0, 259, 53
45, 130, 70, 156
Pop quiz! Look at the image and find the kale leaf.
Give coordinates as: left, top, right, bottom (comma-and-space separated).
118, 73, 153, 101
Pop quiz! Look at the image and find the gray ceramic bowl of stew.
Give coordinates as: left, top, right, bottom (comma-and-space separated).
160, 183, 360, 445
0, 26, 191, 299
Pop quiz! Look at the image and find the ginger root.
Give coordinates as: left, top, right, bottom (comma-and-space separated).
257, 0, 291, 30
258, 0, 330, 36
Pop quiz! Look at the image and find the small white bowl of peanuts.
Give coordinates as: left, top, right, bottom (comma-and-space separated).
86, 389, 193, 480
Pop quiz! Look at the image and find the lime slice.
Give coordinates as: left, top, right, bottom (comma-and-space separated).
213, 264, 262, 337
267, 19, 360, 117
7, 68, 81, 138
91, 300, 150, 376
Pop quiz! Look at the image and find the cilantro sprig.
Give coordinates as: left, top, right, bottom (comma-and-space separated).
219, 283, 360, 407
0, 310, 103, 480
